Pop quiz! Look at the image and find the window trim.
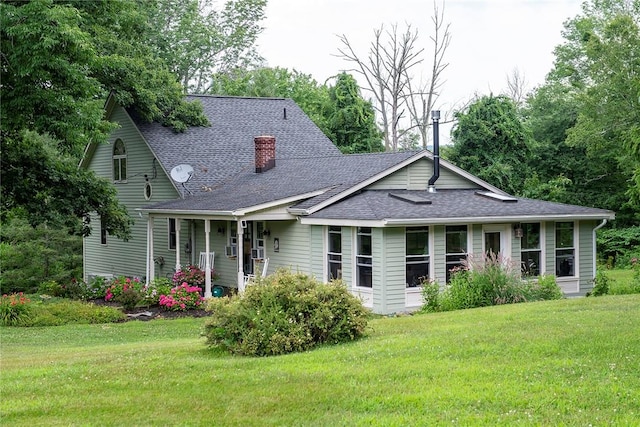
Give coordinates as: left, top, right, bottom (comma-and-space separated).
520, 222, 543, 277
406, 226, 430, 288
445, 224, 468, 282
555, 221, 576, 278
327, 225, 342, 281
356, 227, 373, 288
112, 139, 127, 183
168, 218, 177, 251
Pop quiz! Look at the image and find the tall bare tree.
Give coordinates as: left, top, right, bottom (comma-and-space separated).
337, 24, 424, 151
403, 1, 451, 149
505, 68, 529, 106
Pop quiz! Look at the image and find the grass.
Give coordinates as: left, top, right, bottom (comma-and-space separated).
603, 268, 640, 295
2, 295, 639, 426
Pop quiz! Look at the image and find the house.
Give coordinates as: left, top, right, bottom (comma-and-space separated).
80, 94, 615, 315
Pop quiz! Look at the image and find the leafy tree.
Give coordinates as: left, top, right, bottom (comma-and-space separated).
143, 0, 267, 94
447, 95, 533, 195
211, 68, 384, 153
210, 66, 331, 133
1, 0, 209, 239
325, 73, 384, 153
524, 0, 640, 223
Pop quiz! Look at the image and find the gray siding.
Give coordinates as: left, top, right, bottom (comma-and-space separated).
342, 227, 353, 286
368, 158, 478, 190
578, 220, 596, 295
382, 227, 407, 314
371, 227, 384, 312
432, 225, 446, 283
84, 105, 180, 280
310, 225, 324, 280
544, 221, 555, 277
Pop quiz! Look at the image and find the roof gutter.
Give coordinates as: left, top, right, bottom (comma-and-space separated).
383, 213, 616, 226
593, 218, 608, 281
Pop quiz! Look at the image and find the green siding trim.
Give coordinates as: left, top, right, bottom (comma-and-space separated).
433, 225, 446, 283
544, 221, 555, 278
342, 227, 353, 286
310, 225, 324, 280
578, 220, 596, 295
382, 228, 407, 314
367, 158, 478, 191
84, 105, 180, 281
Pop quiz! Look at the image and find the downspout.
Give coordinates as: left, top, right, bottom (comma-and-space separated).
428, 110, 441, 193
593, 219, 608, 284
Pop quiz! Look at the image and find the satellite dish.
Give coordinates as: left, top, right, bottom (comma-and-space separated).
170, 164, 194, 183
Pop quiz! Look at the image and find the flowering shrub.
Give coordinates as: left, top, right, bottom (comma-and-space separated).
159, 283, 204, 311
105, 276, 144, 309
172, 265, 216, 287
0, 292, 32, 326
141, 278, 173, 306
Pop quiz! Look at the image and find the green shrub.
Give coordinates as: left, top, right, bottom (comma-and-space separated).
0, 213, 82, 294
26, 300, 126, 326
80, 276, 110, 300
525, 275, 564, 301
37, 280, 66, 297
142, 278, 173, 306
437, 255, 526, 312
203, 269, 369, 356
597, 226, 640, 268
420, 279, 441, 313
0, 293, 33, 326
589, 270, 610, 297
105, 276, 144, 309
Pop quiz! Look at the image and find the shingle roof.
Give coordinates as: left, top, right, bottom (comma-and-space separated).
304, 189, 615, 222
143, 151, 418, 212
133, 95, 341, 193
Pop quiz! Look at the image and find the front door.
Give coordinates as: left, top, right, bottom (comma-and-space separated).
482, 225, 510, 259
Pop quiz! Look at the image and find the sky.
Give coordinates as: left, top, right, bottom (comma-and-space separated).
257, 0, 584, 141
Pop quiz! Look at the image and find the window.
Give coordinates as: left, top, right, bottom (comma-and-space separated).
356, 227, 372, 288
328, 226, 342, 280
406, 226, 429, 287
556, 222, 575, 277
256, 222, 265, 249
521, 223, 541, 276
446, 225, 467, 282
100, 216, 107, 245
168, 218, 176, 250
112, 139, 127, 182
229, 221, 238, 248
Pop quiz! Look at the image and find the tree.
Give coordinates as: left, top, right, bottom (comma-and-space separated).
447, 95, 533, 195
210, 66, 332, 134
325, 73, 384, 153
1, 0, 209, 238
337, 24, 423, 152
336, 1, 451, 151
144, 0, 267, 94
532, 0, 640, 223
403, 1, 451, 149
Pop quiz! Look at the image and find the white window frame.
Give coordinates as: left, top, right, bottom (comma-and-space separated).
555, 221, 577, 278
168, 218, 177, 251
520, 222, 543, 277
356, 227, 373, 288
112, 139, 127, 183
327, 226, 342, 281
406, 226, 430, 288
445, 224, 469, 282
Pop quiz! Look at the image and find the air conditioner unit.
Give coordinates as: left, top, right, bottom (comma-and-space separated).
251, 248, 265, 260
225, 245, 237, 257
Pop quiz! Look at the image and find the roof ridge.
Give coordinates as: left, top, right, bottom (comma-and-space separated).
186, 94, 288, 101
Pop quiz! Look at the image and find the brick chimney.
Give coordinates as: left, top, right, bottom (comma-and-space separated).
255, 135, 276, 173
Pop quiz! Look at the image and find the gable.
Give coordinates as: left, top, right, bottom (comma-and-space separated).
366, 157, 481, 191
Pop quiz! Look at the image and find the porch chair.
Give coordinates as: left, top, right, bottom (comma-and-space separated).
198, 252, 215, 270
243, 258, 269, 286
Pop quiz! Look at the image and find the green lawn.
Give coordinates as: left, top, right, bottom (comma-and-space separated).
2, 295, 639, 426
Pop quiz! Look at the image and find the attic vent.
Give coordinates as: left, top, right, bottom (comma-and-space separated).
475, 191, 518, 203
389, 193, 433, 205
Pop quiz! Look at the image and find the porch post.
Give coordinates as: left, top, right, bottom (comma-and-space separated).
237, 221, 245, 292
175, 218, 181, 271
146, 216, 155, 284
204, 219, 212, 298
